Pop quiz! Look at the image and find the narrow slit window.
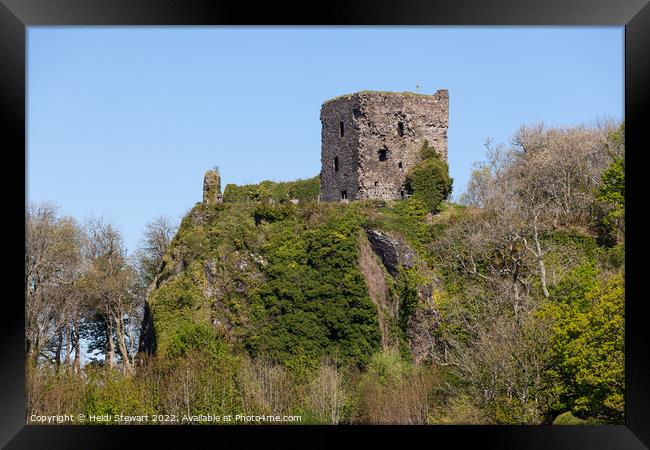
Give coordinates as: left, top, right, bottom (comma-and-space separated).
339, 121, 344, 137
398, 122, 404, 137
374, 181, 378, 187
398, 162, 403, 169
378, 149, 388, 161
334, 157, 339, 172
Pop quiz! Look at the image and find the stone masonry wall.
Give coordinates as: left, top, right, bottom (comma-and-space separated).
320, 95, 362, 202
320, 90, 448, 202
203, 169, 223, 205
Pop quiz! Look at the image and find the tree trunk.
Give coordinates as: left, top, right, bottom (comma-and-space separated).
73, 317, 81, 374
532, 223, 549, 298
54, 329, 63, 371
115, 314, 132, 375
31, 335, 41, 366
128, 326, 136, 359
106, 318, 115, 369
64, 319, 71, 371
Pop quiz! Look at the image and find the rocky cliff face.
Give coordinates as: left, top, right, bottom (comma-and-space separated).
362, 228, 440, 364
366, 229, 415, 276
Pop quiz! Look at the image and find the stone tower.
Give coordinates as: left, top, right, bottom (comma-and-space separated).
203, 167, 223, 205
319, 90, 448, 202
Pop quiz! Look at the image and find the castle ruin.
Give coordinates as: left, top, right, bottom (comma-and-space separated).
203, 167, 223, 205
320, 90, 448, 202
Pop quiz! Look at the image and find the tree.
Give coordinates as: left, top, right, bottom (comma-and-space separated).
133, 215, 177, 288
544, 269, 624, 423
462, 123, 617, 298
593, 124, 624, 246
81, 217, 139, 373
25, 203, 83, 366
449, 313, 554, 424
435, 121, 624, 423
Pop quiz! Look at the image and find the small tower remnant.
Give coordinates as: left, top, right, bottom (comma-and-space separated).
203, 167, 223, 205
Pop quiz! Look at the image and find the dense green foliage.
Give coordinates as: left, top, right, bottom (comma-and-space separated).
223, 176, 320, 204
404, 141, 453, 212
595, 157, 625, 245
598, 158, 625, 215
248, 205, 381, 365
544, 267, 624, 422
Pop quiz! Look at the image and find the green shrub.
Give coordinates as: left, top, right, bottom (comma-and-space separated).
253, 203, 294, 225
397, 268, 421, 331
287, 177, 321, 202
364, 348, 411, 385
167, 322, 219, 358
552, 411, 601, 425
404, 141, 453, 212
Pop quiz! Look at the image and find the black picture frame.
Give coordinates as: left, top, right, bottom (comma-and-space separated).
2, 0, 648, 448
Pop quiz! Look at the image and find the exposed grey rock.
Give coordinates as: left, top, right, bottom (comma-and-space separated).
364, 228, 442, 364
203, 259, 218, 298
366, 229, 415, 277
251, 252, 268, 267
406, 280, 440, 365
234, 279, 245, 293
320, 90, 449, 202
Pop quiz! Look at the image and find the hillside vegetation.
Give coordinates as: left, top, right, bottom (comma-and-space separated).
223, 176, 320, 204
27, 123, 624, 425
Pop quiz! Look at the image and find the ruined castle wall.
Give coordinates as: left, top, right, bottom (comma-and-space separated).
320, 90, 448, 202
356, 90, 448, 201
320, 96, 362, 201
203, 169, 223, 205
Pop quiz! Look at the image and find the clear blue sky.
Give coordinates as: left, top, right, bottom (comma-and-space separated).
27, 27, 623, 254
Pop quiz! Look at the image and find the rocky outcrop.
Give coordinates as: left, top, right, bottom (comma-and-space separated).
406, 280, 440, 365
364, 228, 441, 364
366, 229, 415, 277
358, 234, 398, 350
141, 200, 443, 365
138, 267, 169, 356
